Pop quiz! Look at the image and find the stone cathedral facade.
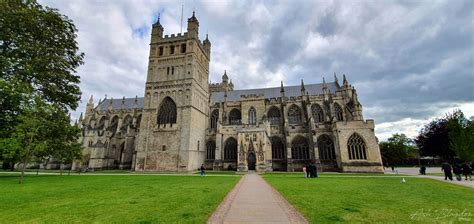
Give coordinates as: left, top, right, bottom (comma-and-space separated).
76, 13, 384, 173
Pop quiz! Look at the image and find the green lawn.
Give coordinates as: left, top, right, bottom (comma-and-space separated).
0, 174, 240, 223
264, 173, 474, 223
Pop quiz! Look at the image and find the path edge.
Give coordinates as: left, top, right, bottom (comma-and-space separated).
207, 175, 246, 224
262, 174, 309, 224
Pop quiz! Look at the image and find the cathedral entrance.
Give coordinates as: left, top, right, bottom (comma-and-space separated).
247, 152, 256, 171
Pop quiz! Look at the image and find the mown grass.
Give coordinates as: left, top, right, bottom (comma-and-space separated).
0, 174, 240, 223
263, 173, 474, 223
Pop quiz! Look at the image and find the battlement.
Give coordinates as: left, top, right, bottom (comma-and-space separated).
209, 81, 234, 93
160, 32, 188, 42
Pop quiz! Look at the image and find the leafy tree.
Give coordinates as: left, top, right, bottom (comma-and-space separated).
448, 110, 474, 161
1, 96, 82, 183
54, 123, 83, 175
380, 133, 417, 165
414, 116, 454, 160
0, 0, 84, 138
6, 98, 50, 184
415, 109, 473, 161
0, 80, 28, 138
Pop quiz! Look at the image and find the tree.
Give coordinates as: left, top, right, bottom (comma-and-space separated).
0, 96, 82, 183
448, 110, 474, 161
54, 123, 83, 175
380, 133, 417, 166
0, 0, 84, 138
6, 98, 50, 184
414, 116, 454, 160
415, 109, 473, 161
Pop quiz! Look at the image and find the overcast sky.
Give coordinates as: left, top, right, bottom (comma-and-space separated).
39, 0, 473, 141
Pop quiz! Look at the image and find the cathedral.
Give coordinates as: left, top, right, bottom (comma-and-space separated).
76, 12, 384, 173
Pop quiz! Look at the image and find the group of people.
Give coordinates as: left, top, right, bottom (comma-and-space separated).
302, 164, 318, 178
441, 162, 472, 181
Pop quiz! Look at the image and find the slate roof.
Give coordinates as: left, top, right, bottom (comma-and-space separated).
94, 82, 339, 110
211, 82, 339, 102
96, 97, 144, 111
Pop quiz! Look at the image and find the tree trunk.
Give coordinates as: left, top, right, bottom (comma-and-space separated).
36, 166, 39, 175
19, 162, 27, 184
68, 166, 71, 175
43, 160, 49, 173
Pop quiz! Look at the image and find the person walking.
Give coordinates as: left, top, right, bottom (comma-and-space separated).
453, 164, 462, 181
441, 162, 453, 181
312, 164, 318, 178
420, 166, 426, 175
461, 163, 472, 181
307, 164, 313, 178
200, 164, 206, 177
303, 165, 307, 178
471, 163, 474, 176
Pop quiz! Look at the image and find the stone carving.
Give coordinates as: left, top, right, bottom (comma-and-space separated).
239, 142, 246, 162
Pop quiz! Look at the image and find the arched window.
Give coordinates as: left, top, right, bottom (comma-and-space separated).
334, 103, 343, 121
224, 137, 237, 161
121, 115, 133, 131
271, 136, 286, 160
248, 107, 256, 125
311, 104, 325, 123
206, 140, 216, 160
109, 116, 119, 133
318, 135, 336, 160
158, 97, 177, 127
347, 133, 367, 160
210, 109, 219, 129
291, 136, 310, 160
288, 105, 302, 124
267, 106, 281, 125
229, 108, 241, 125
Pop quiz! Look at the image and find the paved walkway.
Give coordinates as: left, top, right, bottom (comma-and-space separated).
420, 175, 474, 188
386, 167, 474, 188
208, 173, 307, 224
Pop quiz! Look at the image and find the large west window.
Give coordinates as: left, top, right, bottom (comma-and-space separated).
347, 133, 367, 160
157, 97, 177, 127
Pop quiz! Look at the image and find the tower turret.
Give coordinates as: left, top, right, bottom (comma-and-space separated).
151, 15, 164, 43
86, 95, 94, 115
203, 33, 211, 57
222, 70, 229, 83
187, 11, 199, 38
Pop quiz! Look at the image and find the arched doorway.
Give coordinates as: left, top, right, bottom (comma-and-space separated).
247, 152, 256, 170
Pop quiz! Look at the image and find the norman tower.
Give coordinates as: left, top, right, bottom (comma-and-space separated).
135, 12, 211, 171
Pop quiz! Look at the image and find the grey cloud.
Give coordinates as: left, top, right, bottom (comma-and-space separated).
38, 0, 473, 140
